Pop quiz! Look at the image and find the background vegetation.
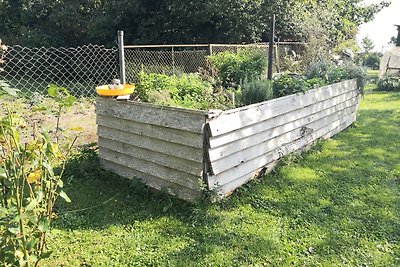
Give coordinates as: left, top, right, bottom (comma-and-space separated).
0, 0, 390, 49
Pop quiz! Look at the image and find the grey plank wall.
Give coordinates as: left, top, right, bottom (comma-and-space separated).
205, 79, 360, 197
96, 98, 208, 201
96, 79, 360, 201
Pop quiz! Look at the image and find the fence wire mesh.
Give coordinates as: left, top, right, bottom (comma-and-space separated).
1, 42, 305, 98
124, 43, 306, 83
2, 44, 119, 97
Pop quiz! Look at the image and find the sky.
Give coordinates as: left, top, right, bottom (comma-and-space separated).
357, 0, 400, 52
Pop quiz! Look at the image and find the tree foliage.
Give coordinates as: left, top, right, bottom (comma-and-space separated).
0, 0, 391, 47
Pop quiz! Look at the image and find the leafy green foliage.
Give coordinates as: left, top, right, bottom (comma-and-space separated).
0, 0, 390, 47
0, 85, 76, 266
136, 72, 232, 110
238, 79, 273, 106
208, 50, 267, 86
307, 61, 367, 88
377, 76, 400, 91
272, 74, 310, 98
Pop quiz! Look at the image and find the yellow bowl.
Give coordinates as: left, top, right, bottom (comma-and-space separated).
96, 84, 135, 96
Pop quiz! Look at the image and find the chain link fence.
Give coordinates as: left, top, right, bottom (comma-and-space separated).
124, 43, 306, 83
1, 42, 305, 98
2, 44, 119, 97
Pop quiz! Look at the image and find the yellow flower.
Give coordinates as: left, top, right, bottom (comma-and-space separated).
27, 169, 41, 184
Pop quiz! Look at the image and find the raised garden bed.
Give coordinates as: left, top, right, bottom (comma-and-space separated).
96, 79, 360, 201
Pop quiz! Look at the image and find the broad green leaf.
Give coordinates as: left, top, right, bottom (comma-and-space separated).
38, 218, 50, 232
7, 227, 20, 235
64, 95, 76, 107
25, 238, 36, 251
39, 250, 53, 259
25, 198, 37, 211
0, 167, 7, 179
47, 84, 59, 97
59, 190, 71, 203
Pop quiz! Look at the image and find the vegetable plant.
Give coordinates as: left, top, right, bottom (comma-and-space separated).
0, 85, 77, 267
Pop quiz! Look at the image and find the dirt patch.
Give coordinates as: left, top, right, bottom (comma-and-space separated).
0, 95, 97, 147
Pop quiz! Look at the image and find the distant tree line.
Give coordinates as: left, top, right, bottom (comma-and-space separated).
0, 0, 390, 48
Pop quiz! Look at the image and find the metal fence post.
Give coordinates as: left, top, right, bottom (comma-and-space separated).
118, 30, 126, 84
267, 14, 275, 80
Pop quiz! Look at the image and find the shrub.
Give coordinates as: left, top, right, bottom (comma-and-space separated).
306, 61, 367, 85
135, 72, 231, 110
207, 49, 267, 86
238, 79, 273, 106
377, 76, 400, 91
272, 74, 310, 98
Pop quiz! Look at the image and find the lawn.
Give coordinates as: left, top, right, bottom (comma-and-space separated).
25, 84, 400, 266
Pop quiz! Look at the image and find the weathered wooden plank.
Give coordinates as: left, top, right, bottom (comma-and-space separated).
99, 147, 202, 190
97, 126, 204, 163
209, 90, 359, 148
99, 137, 203, 176
213, 160, 279, 198
209, 106, 357, 175
208, 96, 358, 159
208, 111, 356, 191
100, 159, 201, 202
97, 115, 204, 148
96, 97, 207, 133
207, 79, 357, 136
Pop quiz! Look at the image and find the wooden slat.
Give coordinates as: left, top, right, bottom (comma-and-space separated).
209, 111, 356, 192
100, 159, 201, 202
99, 137, 203, 176
209, 105, 357, 175
96, 97, 207, 133
99, 147, 202, 190
207, 79, 357, 136
209, 90, 358, 148
97, 126, 204, 163
208, 96, 358, 160
97, 115, 204, 148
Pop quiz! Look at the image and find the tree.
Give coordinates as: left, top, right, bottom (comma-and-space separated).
0, 0, 392, 47
361, 36, 375, 53
389, 36, 397, 45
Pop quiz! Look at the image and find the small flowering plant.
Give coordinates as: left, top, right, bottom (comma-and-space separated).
0, 84, 76, 266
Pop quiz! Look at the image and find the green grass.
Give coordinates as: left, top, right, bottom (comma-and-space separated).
43, 84, 399, 266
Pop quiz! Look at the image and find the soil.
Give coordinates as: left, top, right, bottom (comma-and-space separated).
0, 95, 97, 148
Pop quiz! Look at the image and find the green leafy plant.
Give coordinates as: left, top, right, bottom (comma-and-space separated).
272, 74, 310, 98
238, 79, 273, 106
0, 85, 76, 266
377, 76, 400, 91
135, 71, 231, 110
208, 49, 267, 86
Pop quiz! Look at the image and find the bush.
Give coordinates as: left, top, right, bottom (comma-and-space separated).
272, 74, 310, 98
135, 72, 231, 110
238, 79, 273, 106
306, 61, 367, 89
377, 76, 400, 91
208, 49, 267, 86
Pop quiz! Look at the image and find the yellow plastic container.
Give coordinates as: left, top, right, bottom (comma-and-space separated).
96, 84, 135, 96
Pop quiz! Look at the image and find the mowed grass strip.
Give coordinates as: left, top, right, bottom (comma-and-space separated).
46, 85, 400, 266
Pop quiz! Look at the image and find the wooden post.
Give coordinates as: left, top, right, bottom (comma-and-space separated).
267, 14, 275, 80
117, 30, 126, 84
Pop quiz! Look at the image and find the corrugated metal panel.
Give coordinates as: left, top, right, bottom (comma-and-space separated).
206, 79, 359, 196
